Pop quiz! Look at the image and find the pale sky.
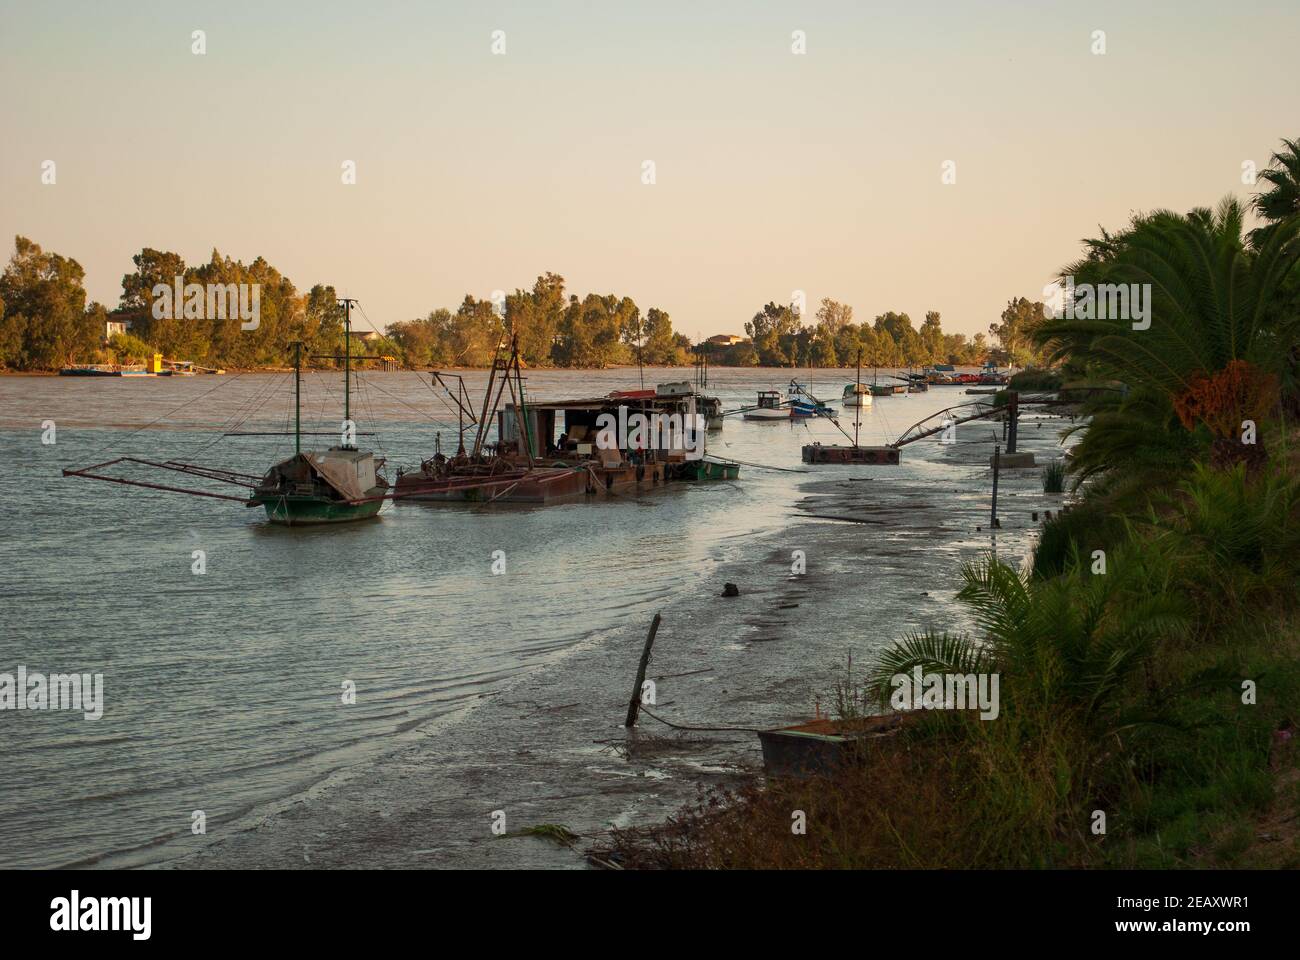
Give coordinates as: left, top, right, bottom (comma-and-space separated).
1, 0, 1295, 341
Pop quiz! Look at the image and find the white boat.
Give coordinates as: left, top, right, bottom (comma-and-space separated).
842, 382, 873, 407
743, 390, 791, 420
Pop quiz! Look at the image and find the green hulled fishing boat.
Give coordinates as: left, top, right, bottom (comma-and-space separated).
248, 447, 386, 524
681, 458, 740, 481
248, 302, 388, 525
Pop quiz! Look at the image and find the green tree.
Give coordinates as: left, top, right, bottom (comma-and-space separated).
990, 297, 1047, 367
117, 248, 187, 356
506, 272, 566, 366
919, 311, 945, 363
554, 294, 631, 367
303, 284, 345, 365
0, 236, 90, 369
745, 301, 802, 366
812, 298, 851, 366
641, 307, 678, 365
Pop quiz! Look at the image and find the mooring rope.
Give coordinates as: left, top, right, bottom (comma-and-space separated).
709, 456, 809, 474
636, 706, 763, 734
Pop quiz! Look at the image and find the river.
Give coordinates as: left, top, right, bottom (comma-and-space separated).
0, 367, 1070, 868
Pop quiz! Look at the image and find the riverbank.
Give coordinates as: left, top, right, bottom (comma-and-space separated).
599, 431, 1300, 869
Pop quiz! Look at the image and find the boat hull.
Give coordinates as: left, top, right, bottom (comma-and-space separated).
680, 459, 740, 481
802, 444, 900, 465
758, 716, 904, 778
253, 494, 384, 525
395, 465, 591, 504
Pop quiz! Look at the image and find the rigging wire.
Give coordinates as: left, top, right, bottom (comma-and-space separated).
69, 370, 252, 466
360, 374, 461, 429
188, 371, 288, 458
421, 372, 473, 426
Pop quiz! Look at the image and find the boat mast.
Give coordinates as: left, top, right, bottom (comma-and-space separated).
292, 340, 302, 453
338, 298, 356, 446
855, 348, 862, 448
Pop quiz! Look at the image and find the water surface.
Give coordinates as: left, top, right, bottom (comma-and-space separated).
0, 367, 1043, 868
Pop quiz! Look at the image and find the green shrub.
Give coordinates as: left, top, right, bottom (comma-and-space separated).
1042, 460, 1066, 493
1010, 369, 1063, 391
108, 332, 155, 362
1031, 499, 1124, 579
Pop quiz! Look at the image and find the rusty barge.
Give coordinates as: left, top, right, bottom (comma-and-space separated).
395, 338, 738, 505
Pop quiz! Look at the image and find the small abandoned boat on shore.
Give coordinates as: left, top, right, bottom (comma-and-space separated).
758, 714, 905, 777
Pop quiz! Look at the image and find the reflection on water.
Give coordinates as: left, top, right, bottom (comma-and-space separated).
0, 367, 1030, 867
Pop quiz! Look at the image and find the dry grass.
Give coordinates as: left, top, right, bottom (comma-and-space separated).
595, 713, 1103, 869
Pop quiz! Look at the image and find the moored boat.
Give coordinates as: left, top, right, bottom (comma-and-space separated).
247, 309, 388, 525
842, 382, 873, 407
699, 395, 725, 430
59, 363, 150, 377
788, 380, 834, 417
743, 390, 791, 420
678, 457, 741, 481
802, 350, 901, 465
248, 447, 387, 524
395, 360, 701, 504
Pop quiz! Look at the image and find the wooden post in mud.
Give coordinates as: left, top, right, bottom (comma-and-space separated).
991, 445, 1001, 529
625, 613, 662, 727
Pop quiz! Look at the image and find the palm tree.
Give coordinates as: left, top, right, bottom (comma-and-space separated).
1249, 137, 1300, 248
1060, 386, 1197, 491
1249, 137, 1300, 419
1036, 197, 1300, 469
866, 555, 1187, 729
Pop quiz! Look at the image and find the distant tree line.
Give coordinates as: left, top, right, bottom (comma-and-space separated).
0, 241, 695, 371
386, 272, 693, 369
0, 236, 1041, 371
704, 296, 1043, 368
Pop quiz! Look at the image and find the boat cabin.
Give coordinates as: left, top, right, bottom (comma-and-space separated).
498, 386, 701, 464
